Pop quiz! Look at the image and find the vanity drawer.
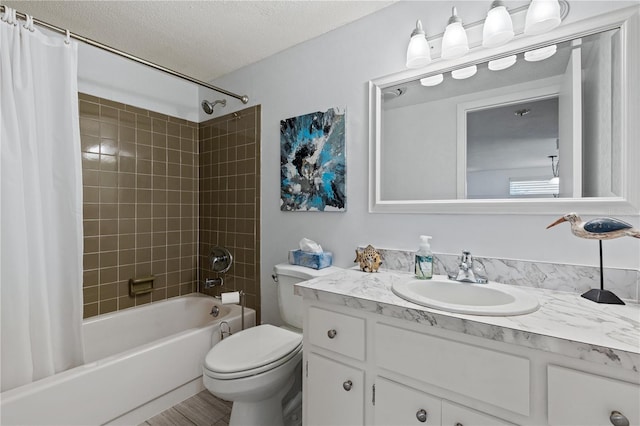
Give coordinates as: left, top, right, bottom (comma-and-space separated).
442, 400, 515, 426
375, 323, 530, 416
374, 376, 442, 425
547, 365, 640, 426
308, 307, 365, 360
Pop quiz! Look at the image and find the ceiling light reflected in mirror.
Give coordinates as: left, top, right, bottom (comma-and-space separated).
525, 44, 558, 61
451, 65, 478, 79
420, 74, 444, 87
488, 55, 517, 71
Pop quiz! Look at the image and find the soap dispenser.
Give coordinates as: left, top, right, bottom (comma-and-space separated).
415, 235, 433, 279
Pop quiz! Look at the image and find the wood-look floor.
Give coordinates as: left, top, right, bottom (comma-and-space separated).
141, 391, 232, 426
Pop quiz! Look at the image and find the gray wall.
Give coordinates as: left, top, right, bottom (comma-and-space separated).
207, 1, 640, 325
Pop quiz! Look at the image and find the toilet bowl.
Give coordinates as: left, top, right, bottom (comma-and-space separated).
203, 264, 342, 426
204, 324, 302, 426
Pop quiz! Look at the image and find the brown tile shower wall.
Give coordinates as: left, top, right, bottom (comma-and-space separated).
198, 107, 261, 322
79, 93, 199, 318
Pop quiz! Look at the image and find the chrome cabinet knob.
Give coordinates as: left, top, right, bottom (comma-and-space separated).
342, 380, 352, 391
610, 411, 630, 426
416, 409, 427, 423
327, 329, 337, 339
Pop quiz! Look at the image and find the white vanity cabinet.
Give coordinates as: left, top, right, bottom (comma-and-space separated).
302, 300, 640, 426
303, 303, 517, 425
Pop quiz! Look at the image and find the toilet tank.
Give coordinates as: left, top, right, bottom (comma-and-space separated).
273, 263, 342, 329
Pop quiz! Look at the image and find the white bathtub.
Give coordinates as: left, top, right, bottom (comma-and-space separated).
0, 294, 256, 426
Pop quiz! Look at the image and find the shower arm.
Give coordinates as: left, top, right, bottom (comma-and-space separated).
0, 5, 249, 104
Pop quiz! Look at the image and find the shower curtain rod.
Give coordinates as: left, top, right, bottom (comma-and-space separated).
0, 5, 249, 104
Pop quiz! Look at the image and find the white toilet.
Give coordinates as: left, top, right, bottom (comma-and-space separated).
203, 263, 342, 426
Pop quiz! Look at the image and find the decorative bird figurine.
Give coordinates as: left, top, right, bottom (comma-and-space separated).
546, 212, 640, 240
546, 212, 636, 305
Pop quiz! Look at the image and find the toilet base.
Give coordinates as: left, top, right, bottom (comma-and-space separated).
228, 375, 295, 426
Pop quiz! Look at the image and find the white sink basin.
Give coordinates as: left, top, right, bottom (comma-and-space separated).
392, 275, 540, 316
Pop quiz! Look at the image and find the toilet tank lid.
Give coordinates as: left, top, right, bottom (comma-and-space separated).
274, 263, 343, 280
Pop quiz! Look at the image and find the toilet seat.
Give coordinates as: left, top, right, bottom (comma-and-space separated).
204, 324, 302, 380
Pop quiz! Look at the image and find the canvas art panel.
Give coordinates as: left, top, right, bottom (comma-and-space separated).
280, 107, 346, 211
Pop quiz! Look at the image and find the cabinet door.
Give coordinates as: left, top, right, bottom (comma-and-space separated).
374, 376, 442, 426
442, 401, 515, 426
548, 365, 640, 426
306, 352, 364, 426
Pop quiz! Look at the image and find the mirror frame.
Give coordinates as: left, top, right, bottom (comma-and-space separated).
369, 6, 639, 215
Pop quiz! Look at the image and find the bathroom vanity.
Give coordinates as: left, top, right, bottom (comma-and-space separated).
296, 269, 640, 426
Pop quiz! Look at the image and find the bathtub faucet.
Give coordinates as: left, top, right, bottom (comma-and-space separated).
210, 305, 220, 317
204, 277, 223, 289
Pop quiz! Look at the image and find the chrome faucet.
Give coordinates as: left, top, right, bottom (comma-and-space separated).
204, 277, 223, 289
451, 251, 488, 284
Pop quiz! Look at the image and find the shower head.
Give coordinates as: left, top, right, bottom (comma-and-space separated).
201, 99, 227, 115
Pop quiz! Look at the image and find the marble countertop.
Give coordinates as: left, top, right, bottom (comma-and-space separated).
295, 268, 640, 372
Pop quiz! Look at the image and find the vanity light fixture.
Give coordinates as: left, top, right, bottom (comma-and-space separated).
524, 0, 562, 36
524, 44, 557, 61
406, 20, 432, 69
451, 64, 477, 79
405, 1, 568, 70
420, 74, 444, 87
488, 54, 517, 71
441, 7, 469, 60
482, 1, 514, 48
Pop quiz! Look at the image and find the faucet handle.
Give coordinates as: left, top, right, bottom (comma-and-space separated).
473, 261, 488, 283
460, 250, 473, 265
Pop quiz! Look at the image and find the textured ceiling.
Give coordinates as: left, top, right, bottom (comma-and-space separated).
3, 1, 395, 82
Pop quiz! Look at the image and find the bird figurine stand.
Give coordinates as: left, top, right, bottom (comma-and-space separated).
579, 240, 625, 304
547, 213, 640, 305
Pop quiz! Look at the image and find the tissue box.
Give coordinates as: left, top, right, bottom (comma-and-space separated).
288, 250, 333, 269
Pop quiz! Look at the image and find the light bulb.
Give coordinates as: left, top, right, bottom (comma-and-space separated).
524, 0, 561, 36
406, 20, 431, 69
483, 1, 514, 48
441, 7, 469, 60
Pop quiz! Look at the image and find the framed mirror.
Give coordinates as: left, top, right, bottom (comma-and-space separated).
369, 7, 639, 214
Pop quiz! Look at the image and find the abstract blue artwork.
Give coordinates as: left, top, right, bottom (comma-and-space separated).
280, 108, 346, 212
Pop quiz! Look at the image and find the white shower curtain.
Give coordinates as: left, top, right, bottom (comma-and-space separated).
1, 11, 84, 391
